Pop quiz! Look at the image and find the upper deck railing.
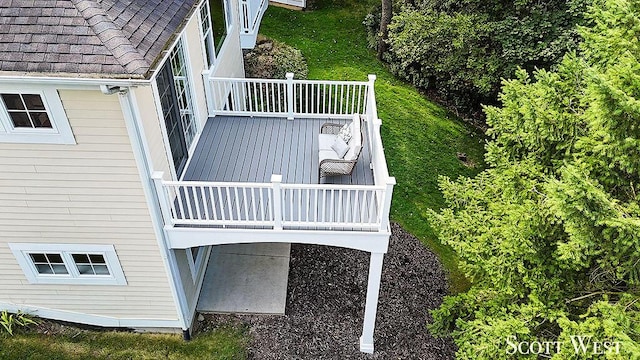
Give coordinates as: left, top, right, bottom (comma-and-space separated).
205, 74, 370, 119
154, 74, 395, 233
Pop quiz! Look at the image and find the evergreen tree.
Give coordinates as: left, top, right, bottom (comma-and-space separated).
429, 0, 640, 358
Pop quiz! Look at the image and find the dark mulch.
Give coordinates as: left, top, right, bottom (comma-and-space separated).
198, 222, 456, 359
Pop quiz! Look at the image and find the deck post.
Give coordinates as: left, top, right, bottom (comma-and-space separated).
271, 174, 283, 229
360, 251, 385, 353
202, 70, 214, 117
379, 177, 396, 231
151, 171, 172, 226
286, 72, 294, 120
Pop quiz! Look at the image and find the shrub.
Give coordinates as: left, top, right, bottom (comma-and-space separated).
367, 0, 590, 124
244, 36, 308, 80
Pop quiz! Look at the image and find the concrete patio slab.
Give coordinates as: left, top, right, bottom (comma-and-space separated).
197, 243, 291, 314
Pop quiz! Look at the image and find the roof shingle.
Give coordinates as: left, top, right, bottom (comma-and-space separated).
0, 0, 198, 79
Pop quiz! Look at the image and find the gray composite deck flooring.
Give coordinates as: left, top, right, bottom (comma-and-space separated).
183, 116, 374, 185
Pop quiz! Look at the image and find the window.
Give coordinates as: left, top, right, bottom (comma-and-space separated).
1, 94, 52, 128
186, 246, 207, 283
199, 0, 215, 67
9, 244, 127, 285
0, 87, 75, 144
210, 0, 231, 55
169, 39, 198, 148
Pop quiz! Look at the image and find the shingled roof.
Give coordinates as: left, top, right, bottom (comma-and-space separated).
0, 0, 199, 79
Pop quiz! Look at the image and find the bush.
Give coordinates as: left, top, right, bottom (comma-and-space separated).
244, 35, 308, 79
368, 0, 590, 124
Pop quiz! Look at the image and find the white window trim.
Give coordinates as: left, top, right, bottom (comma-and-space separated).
0, 86, 76, 144
9, 243, 127, 285
198, 0, 216, 69
186, 246, 207, 283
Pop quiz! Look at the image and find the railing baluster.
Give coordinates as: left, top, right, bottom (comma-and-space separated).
184, 186, 194, 220
208, 186, 218, 221
297, 188, 302, 222
201, 186, 210, 220
368, 190, 376, 224
259, 187, 266, 221
339, 84, 344, 114
250, 188, 257, 221
194, 186, 202, 220
337, 189, 343, 223
216, 187, 226, 221
241, 187, 249, 221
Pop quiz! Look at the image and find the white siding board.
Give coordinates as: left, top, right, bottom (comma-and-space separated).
0, 90, 179, 322
184, 17, 209, 126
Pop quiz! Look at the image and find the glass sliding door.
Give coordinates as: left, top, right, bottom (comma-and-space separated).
156, 37, 198, 177
156, 59, 188, 176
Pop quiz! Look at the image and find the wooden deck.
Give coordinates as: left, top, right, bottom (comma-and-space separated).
183, 116, 374, 185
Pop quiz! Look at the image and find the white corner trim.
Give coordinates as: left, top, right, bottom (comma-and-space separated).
0, 301, 182, 329
118, 89, 190, 331
8, 243, 127, 286
0, 87, 76, 144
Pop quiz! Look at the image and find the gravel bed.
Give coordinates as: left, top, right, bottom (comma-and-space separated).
198, 222, 456, 359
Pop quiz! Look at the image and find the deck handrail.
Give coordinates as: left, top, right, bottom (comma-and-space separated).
207, 74, 370, 119
152, 172, 389, 231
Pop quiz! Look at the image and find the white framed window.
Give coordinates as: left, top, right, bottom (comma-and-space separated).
0, 87, 75, 144
170, 38, 198, 148
186, 246, 207, 283
199, 0, 215, 68
9, 244, 127, 285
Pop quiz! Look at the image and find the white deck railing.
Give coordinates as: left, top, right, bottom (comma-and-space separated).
153, 174, 388, 231
154, 74, 395, 233
207, 74, 371, 119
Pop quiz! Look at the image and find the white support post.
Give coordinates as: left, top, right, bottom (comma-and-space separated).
202, 70, 214, 117
151, 171, 173, 226
271, 174, 283, 230
286, 72, 294, 120
379, 177, 396, 231
360, 252, 385, 353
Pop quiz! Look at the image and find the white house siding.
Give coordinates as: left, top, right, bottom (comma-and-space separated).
212, 0, 246, 79
184, 14, 210, 130
0, 89, 179, 322
133, 86, 172, 177
133, 82, 205, 321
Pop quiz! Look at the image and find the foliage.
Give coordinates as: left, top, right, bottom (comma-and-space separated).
0, 311, 36, 336
429, 0, 640, 357
259, 0, 485, 291
0, 323, 247, 359
244, 35, 308, 79
369, 0, 590, 123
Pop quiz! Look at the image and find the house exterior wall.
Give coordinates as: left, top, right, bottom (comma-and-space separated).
0, 89, 179, 323
211, 0, 245, 79
184, 16, 209, 132
133, 86, 172, 177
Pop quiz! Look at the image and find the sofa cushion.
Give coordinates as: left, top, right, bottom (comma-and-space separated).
318, 134, 336, 151
330, 137, 349, 158
319, 149, 341, 163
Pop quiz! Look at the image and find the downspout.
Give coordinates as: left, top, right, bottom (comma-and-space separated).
115, 86, 191, 337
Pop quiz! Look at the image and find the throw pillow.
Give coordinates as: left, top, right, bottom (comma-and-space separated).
331, 137, 350, 159
337, 123, 352, 144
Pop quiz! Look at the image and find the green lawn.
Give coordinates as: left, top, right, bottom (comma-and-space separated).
0, 325, 246, 360
261, 0, 485, 292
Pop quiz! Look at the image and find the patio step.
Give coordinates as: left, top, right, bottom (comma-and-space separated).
196, 243, 290, 314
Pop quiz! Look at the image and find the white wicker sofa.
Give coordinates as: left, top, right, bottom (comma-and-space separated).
318, 114, 363, 180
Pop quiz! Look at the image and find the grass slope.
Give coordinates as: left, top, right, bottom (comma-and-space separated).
261, 0, 485, 292
0, 326, 246, 360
